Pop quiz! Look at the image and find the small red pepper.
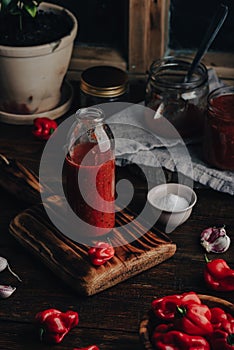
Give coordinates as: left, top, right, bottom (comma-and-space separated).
35, 308, 79, 344
32, 117, 58, 140
151, 329, 210, 350
73, 346, 99, 350
204, 255, 234, 292
210, 307, 234, 333
88, 241, 115, 266
209, 329, 234, 350
175, 302, 213, 336
151, 291, 201, 321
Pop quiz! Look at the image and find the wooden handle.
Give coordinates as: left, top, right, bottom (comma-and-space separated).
0, 154, 52, 204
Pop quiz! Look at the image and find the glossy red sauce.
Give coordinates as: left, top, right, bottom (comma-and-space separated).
65, 142, 115, 236
204, 94, 234, 170
210, 94, 234, 119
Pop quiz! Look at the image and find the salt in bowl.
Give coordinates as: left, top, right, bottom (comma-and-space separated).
147, 183, 197, 233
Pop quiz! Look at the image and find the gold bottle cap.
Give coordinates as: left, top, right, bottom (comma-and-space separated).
80, 66, 129, 98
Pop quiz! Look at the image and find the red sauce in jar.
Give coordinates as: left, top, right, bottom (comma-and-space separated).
211, 94, 234, 117
65, 142, 115, 236
203, 92, 234, 170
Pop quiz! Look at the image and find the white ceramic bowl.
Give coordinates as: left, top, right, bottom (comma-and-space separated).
147, 183, 197, 233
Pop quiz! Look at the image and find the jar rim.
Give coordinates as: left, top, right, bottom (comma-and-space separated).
149, 56, 208, 90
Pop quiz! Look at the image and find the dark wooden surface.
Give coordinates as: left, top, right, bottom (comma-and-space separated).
0, 81, 234, 350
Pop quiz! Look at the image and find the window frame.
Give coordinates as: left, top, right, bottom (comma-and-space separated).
67, 0, 234, 83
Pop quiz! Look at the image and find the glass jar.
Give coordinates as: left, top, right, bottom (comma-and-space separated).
65, 107, 115, 236
145, 56, 209, 138
80, 65, 129, 107
203, 86, 234, 170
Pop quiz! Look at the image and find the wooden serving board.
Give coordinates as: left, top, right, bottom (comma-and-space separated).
0, 153, 176, 296
9, 203, 176, 296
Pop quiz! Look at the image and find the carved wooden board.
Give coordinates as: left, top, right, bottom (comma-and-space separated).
10, 204, 176, 296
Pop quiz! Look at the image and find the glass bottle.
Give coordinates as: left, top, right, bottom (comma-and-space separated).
65, 107, 115, 236
203, 85, 234, 170
145, 56, 209, 138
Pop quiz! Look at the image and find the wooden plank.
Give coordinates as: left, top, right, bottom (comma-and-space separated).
9, 203, 176, 296
128, 0, 150, 73
168, 51, 234, 77
128, 0, 168, 73
69, 46, 127, 76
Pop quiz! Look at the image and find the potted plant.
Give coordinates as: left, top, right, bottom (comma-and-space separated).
0, 0, 78, 117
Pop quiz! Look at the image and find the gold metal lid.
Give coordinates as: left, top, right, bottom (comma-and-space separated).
80, 66, 129, 98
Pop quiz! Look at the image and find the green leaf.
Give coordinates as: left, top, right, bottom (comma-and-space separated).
1, 0, 12, 7
1, 0, 15, 11
24, 3, 38, 17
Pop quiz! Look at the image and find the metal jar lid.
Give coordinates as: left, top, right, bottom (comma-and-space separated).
80, 66, 129, 98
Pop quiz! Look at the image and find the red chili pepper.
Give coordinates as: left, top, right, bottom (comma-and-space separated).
32, 117, 58, 140
35, 308, 79, 344
210, 307, 234, 333
73, 346, 99, 350
154, 323, 174, 333
151, 329, 210, 350
204, 255, 234, 292
151, 291, 201, 321
175, 302, 213, 336
88, 241, 115, 266
209, 329, 234, 350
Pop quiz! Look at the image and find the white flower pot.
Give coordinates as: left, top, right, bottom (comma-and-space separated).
0, 2, 78, 115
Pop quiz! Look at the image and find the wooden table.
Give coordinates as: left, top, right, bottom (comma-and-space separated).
0, 82, 233, 350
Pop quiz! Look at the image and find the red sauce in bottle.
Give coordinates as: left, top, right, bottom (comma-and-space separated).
203, 87, 234, 170
65, 142, 115, 236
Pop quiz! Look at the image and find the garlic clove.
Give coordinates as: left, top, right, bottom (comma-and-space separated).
200, 225, 231, 253
0, 257, 8, 272
0, 257, 22, 282
0, 285, 16, 299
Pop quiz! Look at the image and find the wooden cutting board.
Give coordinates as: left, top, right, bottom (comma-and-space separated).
0, 153, 176, 296
9, 203, 176, 296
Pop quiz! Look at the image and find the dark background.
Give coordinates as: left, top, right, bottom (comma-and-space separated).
49, 0, 234, 53
169, 0, 234, 52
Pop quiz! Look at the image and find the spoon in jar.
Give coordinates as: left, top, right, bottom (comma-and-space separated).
154, 3, 229, 122
185, 3, 229, 82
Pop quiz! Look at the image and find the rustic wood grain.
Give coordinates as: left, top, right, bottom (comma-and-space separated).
0, 79, 234, 350
0, 153, 52, 204
9, 203, 176, 296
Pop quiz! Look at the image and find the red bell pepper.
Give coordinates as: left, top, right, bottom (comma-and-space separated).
88, 241, 115, 266
210, 307, 234, 333
32, 117, 58, 140
204, 256, 234, 292
73, 346, 99, 350
175, 303, 213, 336
151, 291, 201, 321
151, 329, 210, 350
209, 329, 234, 350
35, 308, 79, 344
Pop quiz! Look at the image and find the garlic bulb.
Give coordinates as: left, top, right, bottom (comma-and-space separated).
200, 225, 231, 253
0, 285, 16, 299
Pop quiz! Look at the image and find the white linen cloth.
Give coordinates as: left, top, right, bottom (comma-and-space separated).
105, 69, 234, 196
